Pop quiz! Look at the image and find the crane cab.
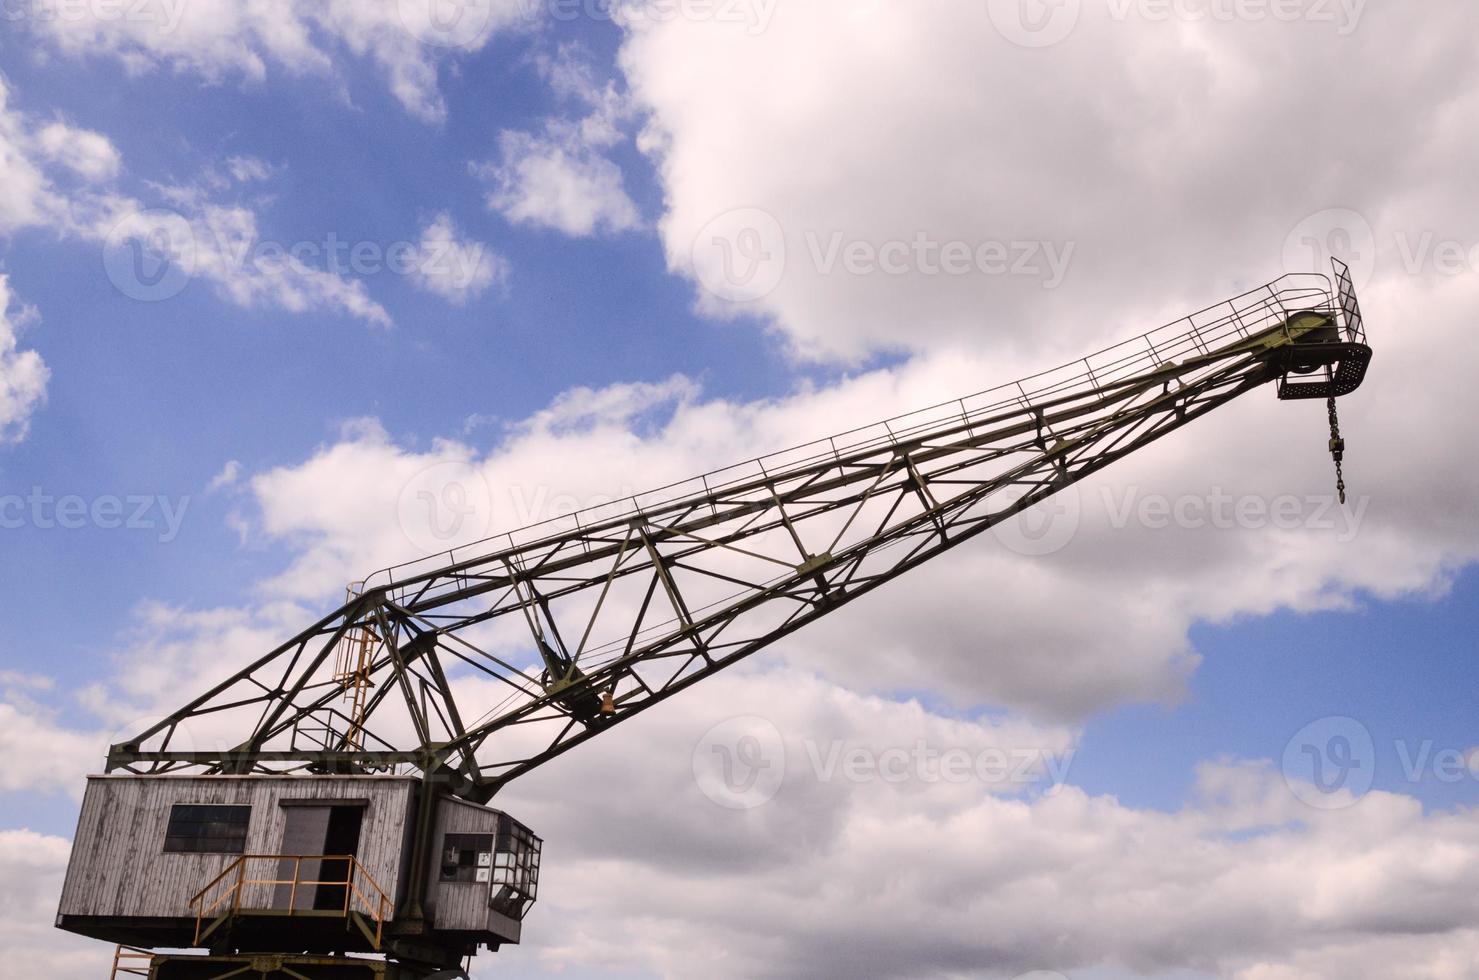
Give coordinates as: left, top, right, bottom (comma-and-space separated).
55, 774, 540, 977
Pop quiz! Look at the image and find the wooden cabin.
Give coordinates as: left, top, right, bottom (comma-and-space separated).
56, 774, 540, 965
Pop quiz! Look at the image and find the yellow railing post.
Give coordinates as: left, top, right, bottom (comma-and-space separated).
186, 855, 393, 952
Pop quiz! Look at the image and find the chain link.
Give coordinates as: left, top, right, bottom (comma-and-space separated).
1326, 396, 1347, 505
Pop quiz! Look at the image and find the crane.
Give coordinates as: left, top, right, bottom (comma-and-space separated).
66, 261, 1371, 979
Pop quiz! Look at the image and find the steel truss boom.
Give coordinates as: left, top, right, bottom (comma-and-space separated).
108, 264, 1370, 804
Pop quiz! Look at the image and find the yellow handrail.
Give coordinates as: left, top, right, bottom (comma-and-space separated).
188, 854, 392, 949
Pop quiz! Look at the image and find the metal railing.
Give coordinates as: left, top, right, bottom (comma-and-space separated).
188, 854, 392, 949
357, 270, 1344, 607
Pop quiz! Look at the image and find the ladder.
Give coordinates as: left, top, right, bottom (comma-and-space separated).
108, 945, 152, 979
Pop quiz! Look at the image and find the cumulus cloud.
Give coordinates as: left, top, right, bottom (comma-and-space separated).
494, 699, 1479, 980
0, 276, 49, 445
207, 459, 242, 492
89, 198, 395, 326
0, 77, 101, 234
474, 47, 641, 236
0, 699, 104, 798
477, 130, 641, 236
21, 0, 531, 124
224, 154, 276, 183
409, 211, 508, 304
0, 830, 105, 980
0, 79, 392, 327
222, 242, 1479, 716
618, 2, 1479, 362
13, 5, 1479, 978
22, 291, 1479, 977
34, 121, 121, 182
32, 616, 1479, 980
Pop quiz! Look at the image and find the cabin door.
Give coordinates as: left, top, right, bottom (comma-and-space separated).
273, 803, 365, 911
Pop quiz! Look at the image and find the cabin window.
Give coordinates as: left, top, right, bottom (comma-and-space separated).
163, 804, 251, 854
440, 833, 495, 883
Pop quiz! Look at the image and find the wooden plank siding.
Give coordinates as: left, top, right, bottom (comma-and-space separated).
58, 775, 417, 921
425, 795, 501, 933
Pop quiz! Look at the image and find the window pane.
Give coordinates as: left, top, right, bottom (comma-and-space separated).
164, 804, 250, 854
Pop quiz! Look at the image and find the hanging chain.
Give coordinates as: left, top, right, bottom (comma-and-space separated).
1326, 396, 1347, 505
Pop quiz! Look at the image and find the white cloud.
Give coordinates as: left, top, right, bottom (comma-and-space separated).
222, 247, 1479, 716
500, 727, 1479, 980
617, 2, 1479, 362
0, 830, 105, 980
187, 201, 395, 326
24, 627, 1479, 980
207, 459, 242, 492
0, 77, 92, 234
0, 79, 392, 327
409, 211, 508, 304
34, 121, 121, 182
478, 130, 642, 236
83, 197, 394, 326
15, 288, 1479, 974
10, 7, 1479, 978
0, 276, 49, 445
0, 700, 103, 798
0, 666, 106, 799
224, 154, 275, 183
474, 47, 641, 237
21, 0, 531, 124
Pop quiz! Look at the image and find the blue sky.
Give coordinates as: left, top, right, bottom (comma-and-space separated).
3, 4, 1479, 979
0, 19, 808, 682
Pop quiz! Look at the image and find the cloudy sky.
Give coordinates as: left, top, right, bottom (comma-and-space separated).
2, 1, 1479, 977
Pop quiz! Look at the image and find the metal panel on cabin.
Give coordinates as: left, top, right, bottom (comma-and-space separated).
57, 774, 417, 927
425, 796, 537, 944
